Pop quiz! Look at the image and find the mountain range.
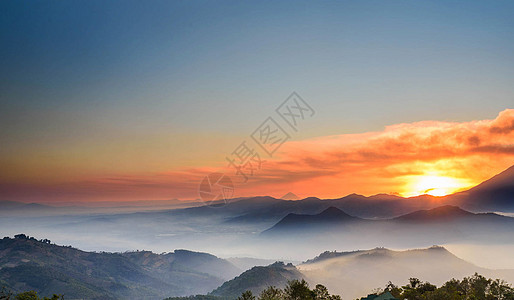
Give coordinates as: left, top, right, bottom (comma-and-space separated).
3, 236, 513, 300
3, 165, 513, 222
298, 246, 514, 299
261, 205, 514, 247
213, 164, 514, 224
1, 165, 512, 262
0, 235, 240, 300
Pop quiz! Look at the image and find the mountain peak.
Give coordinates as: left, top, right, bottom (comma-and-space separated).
210, 261, 304, 298
262, 206, 360, 235
319, 206, 349, 217
395, 205, 473, 222
430, 205, 470, 214
428, 245, 449, 252
452, 164, 514, 211
468, 164, 514, 192
281, 192, 300, 200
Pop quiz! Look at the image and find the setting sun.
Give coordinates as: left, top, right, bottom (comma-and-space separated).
402, 175, 474, 197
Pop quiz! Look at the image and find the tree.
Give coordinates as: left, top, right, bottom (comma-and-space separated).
14, 291, 62, 300
312, 284, 340, 300
401, 278, 423, 300
238, 290, 255, 300
313, 284, 330, 300
284, 280, 314, 300
384, 281, 402, 299
239, 281, 341, 300
461, 273, 490, 299
367, 274, 514, 300
14, 291, 39, 300
1, 287, 13, 300
487, 278, 514, 300
259, 286, 283, 300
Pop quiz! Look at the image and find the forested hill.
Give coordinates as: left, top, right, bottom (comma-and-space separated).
0, 234, 241, 300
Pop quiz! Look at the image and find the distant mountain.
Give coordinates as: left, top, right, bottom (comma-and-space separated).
0, 199, 201, 216
393, 205, 474, 222
393, 205, 514, 224
262, 207, 362, 235
298, 246, 514, 300
449, 165, 514, 212
260, 205, 514, 247
281, 192, 300, 200
210, 262, 304, 299
0, 201, 56, 215
0, 200, 26, 209
226, 165, 514, 223
226, 257, 300, 272
0, 235, 241, 300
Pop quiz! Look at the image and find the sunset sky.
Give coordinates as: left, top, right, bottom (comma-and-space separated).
1, 1, 514, 204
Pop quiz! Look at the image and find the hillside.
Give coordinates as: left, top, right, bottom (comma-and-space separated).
0, 235, 241, 300
449, 165, 514, 211
210, 262, 304, 299
261, 207, 362, 235
298, 246, 514, 300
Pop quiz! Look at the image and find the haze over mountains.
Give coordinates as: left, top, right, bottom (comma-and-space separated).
1, 165, 513, 299
0, 235, 241, 299
259, 204, 514, 260
0, 165, 513, 260
298, 246, 514, 300
2, 236, 512, 300
0, 199, 202, 217
3, 0, 513, 298
2, 164, 513, 218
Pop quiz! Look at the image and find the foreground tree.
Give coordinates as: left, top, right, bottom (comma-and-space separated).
313, 284, 341, 300
0, 290, 63, 300
284, 279, 314, 300
238, 290, 256, 300
368, 273, 514, 300
259, 286, 283, 300
235, 280, 341, 300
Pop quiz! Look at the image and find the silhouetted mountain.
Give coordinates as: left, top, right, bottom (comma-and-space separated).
393, 205, 473, 222
0, 200, 26, 209
226, 165, 514, 223
298, 246, 514, 300
0, 201, 56, 215
393, 205, 514, 224
450, 165, 514, 212
0, 235, 241, 300
210, 262, 304, 299
260, 205, 514, 247
262, 207, 361, 235
281, 192, 300, 200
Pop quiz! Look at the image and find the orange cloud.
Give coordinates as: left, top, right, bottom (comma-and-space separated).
250, 109, 514, 198
2, 110, 513, 203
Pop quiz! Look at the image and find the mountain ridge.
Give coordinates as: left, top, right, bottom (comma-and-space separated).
297, 245, 514, 299
210, 262, 304, 299
0, 235, 241, 300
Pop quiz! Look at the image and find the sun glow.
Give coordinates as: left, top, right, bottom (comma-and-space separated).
402, 175, 473, 197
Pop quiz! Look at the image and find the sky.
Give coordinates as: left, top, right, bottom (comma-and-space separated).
1, 0, 513, 204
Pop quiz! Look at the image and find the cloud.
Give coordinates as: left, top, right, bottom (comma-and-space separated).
249, 109, 514, 197
2, 110, 514, 203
